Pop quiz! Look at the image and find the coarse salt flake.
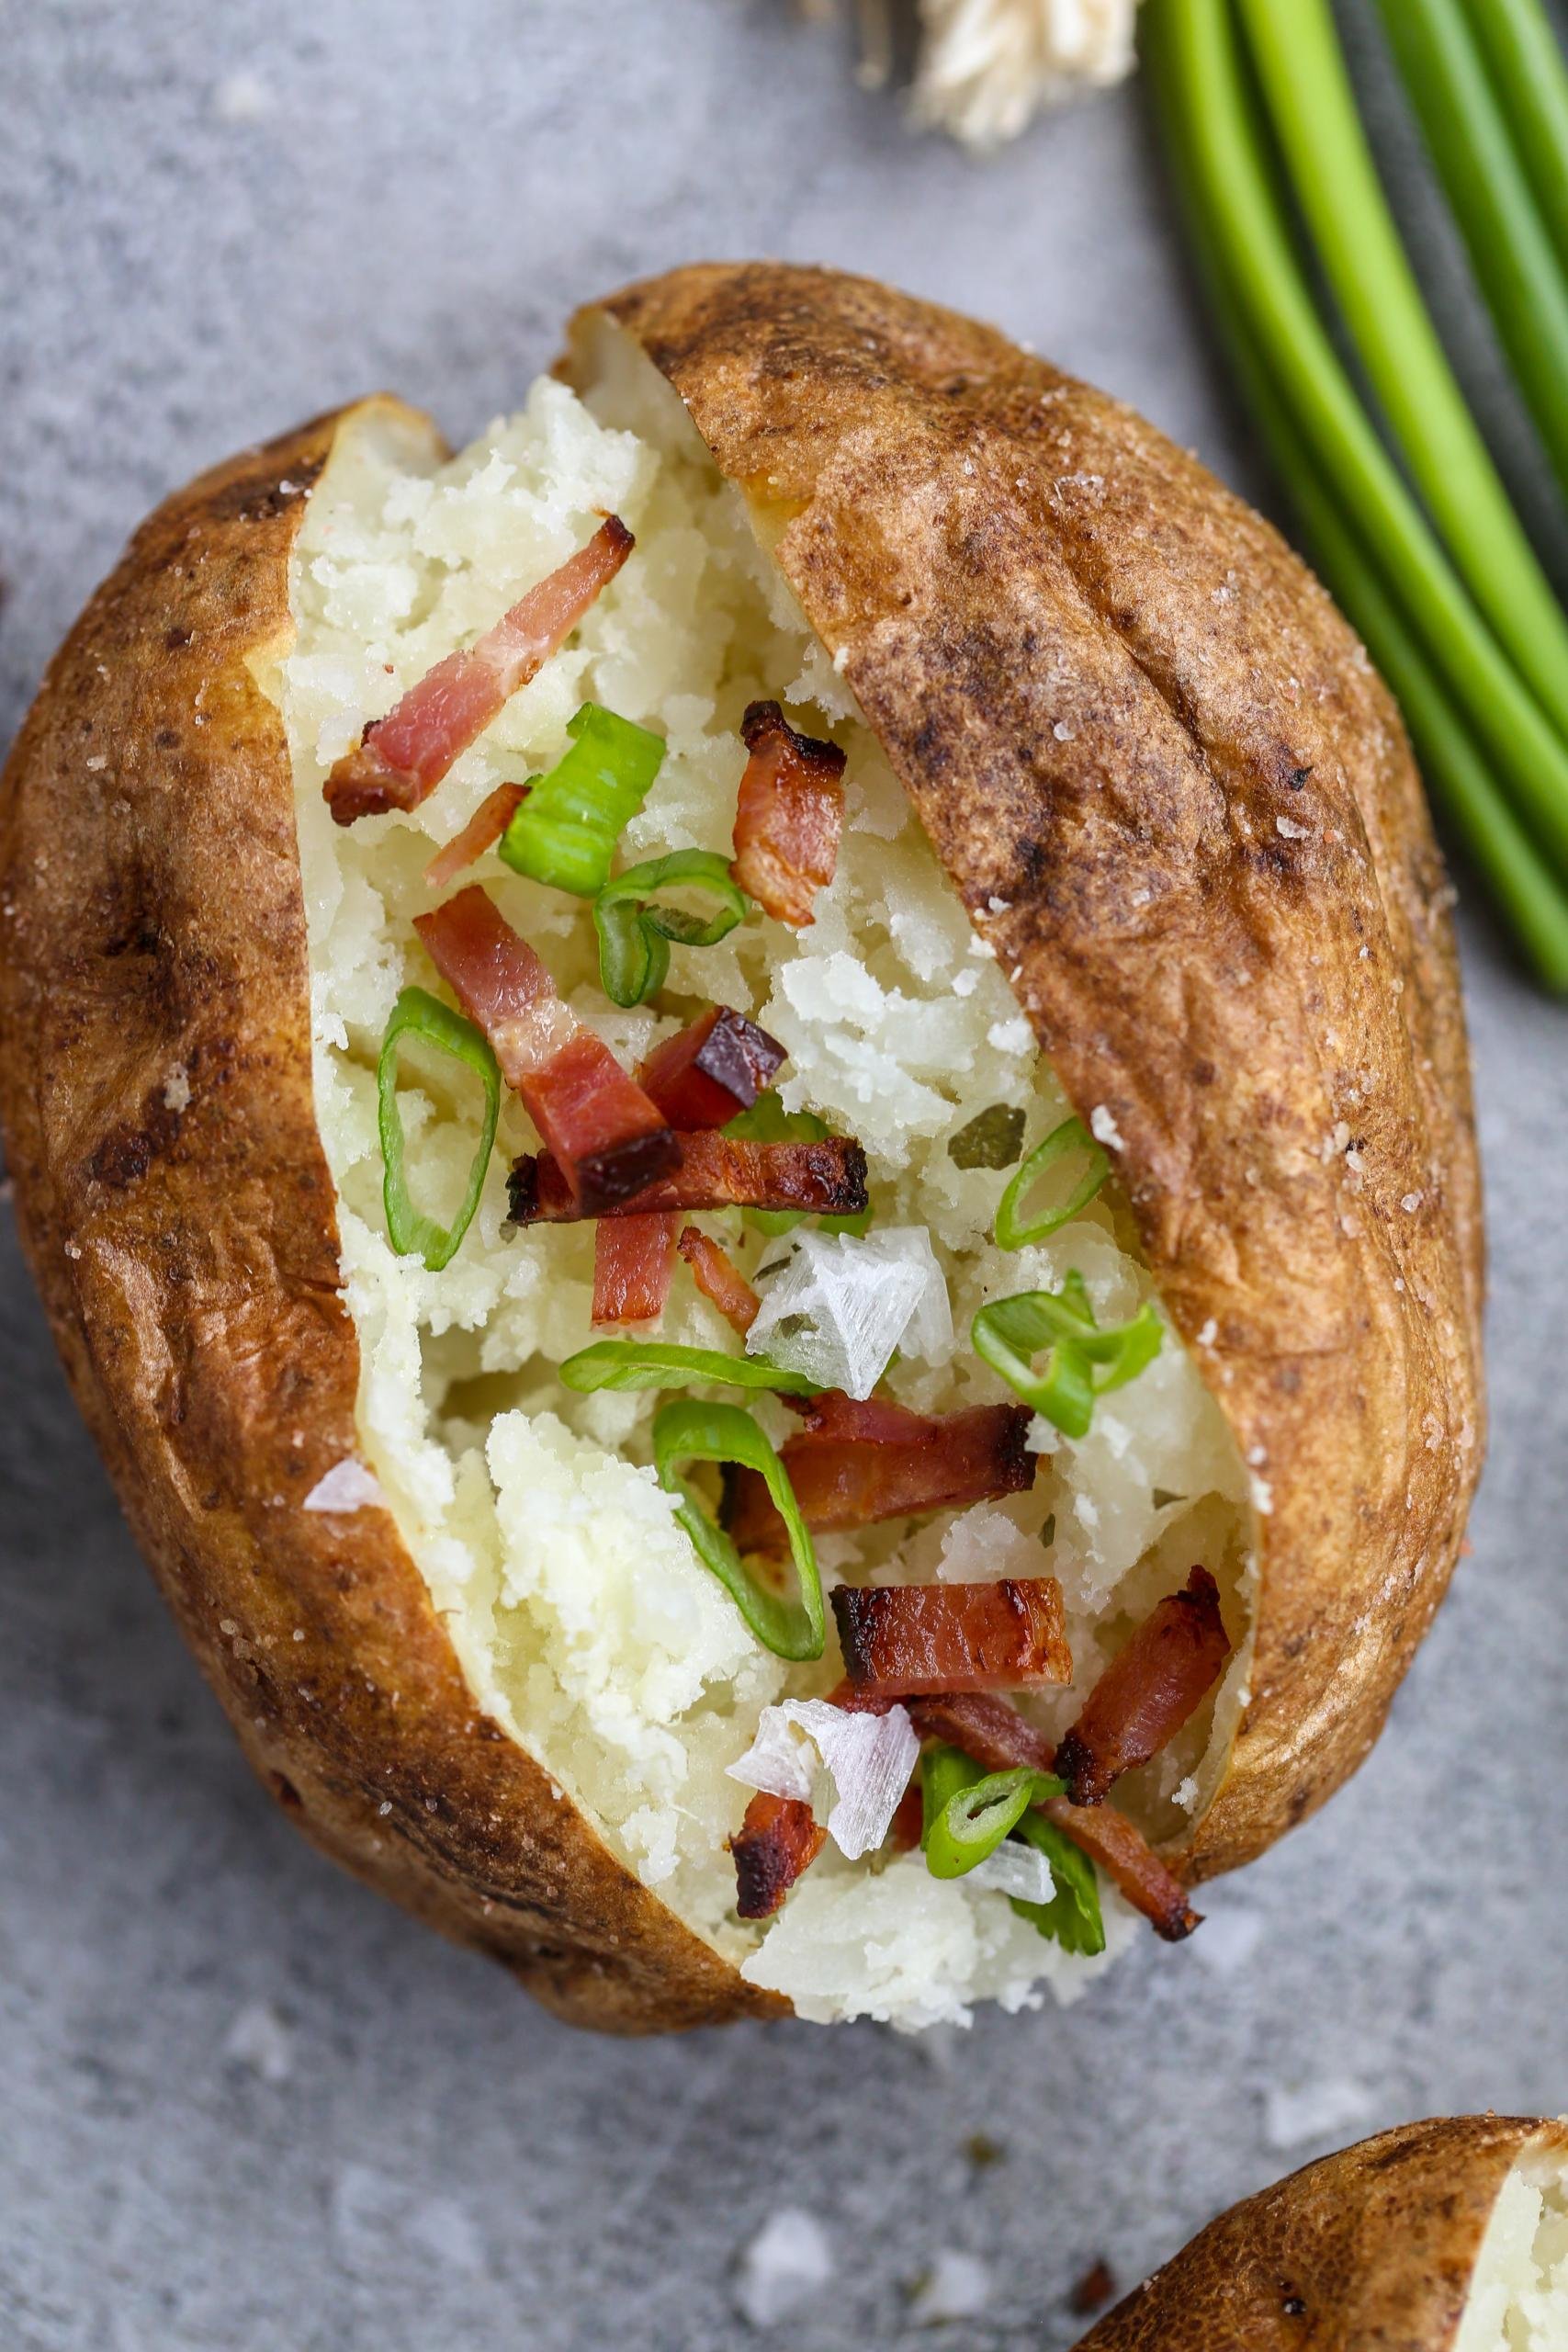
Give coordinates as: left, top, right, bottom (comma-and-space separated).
728, 1700, 919, 1861
303, 1458, 386, 1514
1089, 1104, 1125, 1152
735, 2208, 835, 2328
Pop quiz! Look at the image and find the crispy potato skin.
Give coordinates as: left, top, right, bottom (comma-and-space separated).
0, 263, 1481, 2031
574, 262, 1484, 1881
0, 406, 781, 2032
1076, 2117, 1568, 2352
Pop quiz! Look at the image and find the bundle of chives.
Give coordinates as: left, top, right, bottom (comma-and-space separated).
1144, 0, 1568, 990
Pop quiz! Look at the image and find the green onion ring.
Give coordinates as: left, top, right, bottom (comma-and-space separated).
377, 987, 501, 1272
922, 1760, 1064, 1880
994, 1115, 1110, 1250
558, 1340, 823, 1396
592, 849, 749, 1007
971, 1273, 1163, 1440
500, 703, 666, 899
652, 1398, 825, 1660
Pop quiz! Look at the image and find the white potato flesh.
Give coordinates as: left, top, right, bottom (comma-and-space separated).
1457, 2153, 1568, 2352
272, 345, 1254, 2029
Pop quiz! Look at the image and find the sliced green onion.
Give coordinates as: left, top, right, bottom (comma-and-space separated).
994, 1116, 1109, 1250
725, 1096, 873, 1237
558, 1340, 823, 1396
923, 1760, 1064, 1880
972, 1273, 1163, 1440
1460, 0, 1568, 277
592, 849, 749, 1007
377, 987, 501, 1272
1009, 1809, 1106, 1956
652, 1398, 825, 1660
499, 703, 665, 899
920, 1742, 987, 1843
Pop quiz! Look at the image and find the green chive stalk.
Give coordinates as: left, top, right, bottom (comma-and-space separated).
1459, 0, 1568, 277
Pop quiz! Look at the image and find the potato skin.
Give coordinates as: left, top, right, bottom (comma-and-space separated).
1076, 2117, 1568, 2352
0, 405, 781, 2033
576, 263, 1484, 1881
0, 263, 1482, 2032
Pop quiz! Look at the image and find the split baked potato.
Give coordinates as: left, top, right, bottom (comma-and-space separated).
1077, 2116, 1568, 2352
0, 263, 1483, 2031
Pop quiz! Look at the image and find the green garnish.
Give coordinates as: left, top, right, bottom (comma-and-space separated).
948, 1103, 1027, 1171
919, 1747, 1102, 1952
652, 1398, 825, 1660
971, 1271, 1163, 1440
377, 987, 500, 1272
994, 1116, 1109, 1250
920, 1747, 1064, 1879
592, 850, 750, 1007
724, 1096, 873, 1237
558, 1340, 823, 1396
499, 703, 666, 899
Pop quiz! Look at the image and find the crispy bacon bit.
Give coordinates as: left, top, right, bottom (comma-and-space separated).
638, 1006, 786, 1128
730, 1791, 827, 1919
507, 1131, 867, 1226
904, 1691, 1201, 1941
416, 887, 675, 1214
423, 783, 528, 889
724, 1397, 1034, 1549
677, 1225, 759, 1334
831, 1578, 1071, 1699
890, 1780, 925, 1853
325, 517, 633, 822
1055, 1567, 1230, 1807
730, 699, 845, 927
592, 1212, 679, 1327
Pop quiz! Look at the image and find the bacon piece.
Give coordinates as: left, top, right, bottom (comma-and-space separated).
724, 1397, 1034, 1549
1055, 1567, 1231, 1807
423, 783, 528, 889
831, 1578, 1070, 1699
592, 1212, 679, 1327
638, 1006, 786, 1128
904, 1691, 1200, 1941
507, 1131, 867, 1225
326, 517, 633, 822
730, 1791, 827, 1918
677, 1225, 759, 1334
890, 1780, 925, 1853
416, 887, 675, 1214
730, 699, 845, 926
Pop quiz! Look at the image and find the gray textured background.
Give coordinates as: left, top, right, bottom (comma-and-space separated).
4, 6, 1567, 2349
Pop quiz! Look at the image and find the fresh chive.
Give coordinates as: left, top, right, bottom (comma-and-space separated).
1374, 0, 1568, 503
994, 1115, 1109, 1250
499, 703, 665, 899
923, 1759, 1065, 1880
652, 1398, 825, 1660
558, 1340, 824, 1396
592, 849, 750, 1007
1145, 0, 1568, 894
1233, 0, 1568, 750
376, 987, 501, 1272
971, 1272, 1163, 1440
1459, 0, 1568, 277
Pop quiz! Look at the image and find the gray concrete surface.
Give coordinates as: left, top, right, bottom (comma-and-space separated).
3, 6, 1567, 2348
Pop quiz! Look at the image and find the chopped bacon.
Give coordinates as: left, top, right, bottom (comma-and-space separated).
730, 1791, 826, 1919
904, 1690, 1201, 1941
416, 887, 675, 1214
326, 516, 633, 822
677, 1225, 759, 1334
730, 699, 845, 927
592, 1212, 679, 1327
831, 1578, 1071, 1699
507, 1131, 867, 1226
423, 783, 528, 889
638, 1006, 786, 1129
723, 1397, 1034, 1550
1055, 1567, 1231, 1807
890, 1781, 925, 1853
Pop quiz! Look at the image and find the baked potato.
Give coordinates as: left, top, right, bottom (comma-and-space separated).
0, 262, 1482, 2032
1076, 2115, 1568, 2352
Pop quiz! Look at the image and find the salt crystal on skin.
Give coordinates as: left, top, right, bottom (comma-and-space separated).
303, 1459, 386, 1513
1089, 1104, 1125, 1152
735, 2209, 835, 2328
163, 1066, 191, 1114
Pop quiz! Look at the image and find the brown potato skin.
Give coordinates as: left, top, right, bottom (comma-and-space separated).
574, 262, 1484, 1882
1077, 2117, 1568, 2352
0, 262, 1482, 2030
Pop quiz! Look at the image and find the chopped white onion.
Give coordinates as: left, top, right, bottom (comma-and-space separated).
302, 1458, 386, 1513
727, 1699, 919, 1861
745, 1226, 953, 1398
966, 1840, 1056, 1905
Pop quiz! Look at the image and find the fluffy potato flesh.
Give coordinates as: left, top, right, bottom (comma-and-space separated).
1456, 2152, 1568, 2352
269, 341, 1255, 2029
